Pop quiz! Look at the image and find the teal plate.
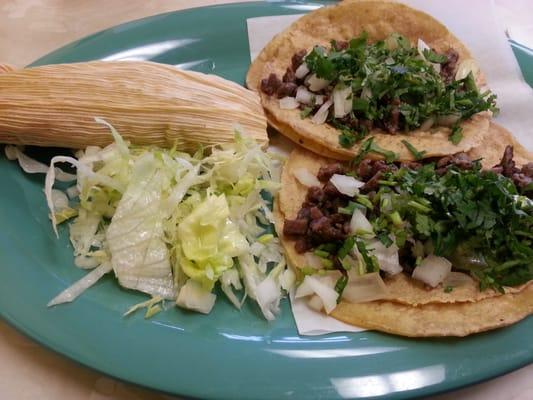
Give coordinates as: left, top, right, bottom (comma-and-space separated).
1, 2, 532, 399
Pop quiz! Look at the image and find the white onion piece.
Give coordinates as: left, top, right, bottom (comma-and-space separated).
412, 255, 452, 287
443, 271, 475, 288
455, 58, 480, 81
302, 275, 339, 314
417, 38, 431, 57
311, 99, 333, 125
307, 74, 330, 91
295, 278, 314, 298
419, 117, 435, 131
296, 85, 314, 105
333, 85, 353, 118
342, 272, 389, 303
279, 96, 299, 110
293, 167, 321, 187
350, 209, 375, 237
307, 295, 324, 312
315, 95, 325, 105
330, 174, 364, 197
305, 252, 324, 269
367, 239, 402, 275
176, 279, 216, 314
417, 38, 441, 73
437, 114, 461, 127
295, 62, 310, 79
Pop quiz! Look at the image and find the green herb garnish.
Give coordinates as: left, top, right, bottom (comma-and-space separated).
301, 32, 497, 144
449, 125, 463, 144
401, 140, 427, 160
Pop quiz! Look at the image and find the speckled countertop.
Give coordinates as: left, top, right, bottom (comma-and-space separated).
0, 1, 531, 399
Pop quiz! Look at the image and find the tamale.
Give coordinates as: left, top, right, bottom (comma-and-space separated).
0, 61, 267, 151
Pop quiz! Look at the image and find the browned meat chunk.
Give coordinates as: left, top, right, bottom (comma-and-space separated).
441, 49, 459, 83
283, 219, 308, 236
317, 163, 346, 182
291, 50, 307, 70
260, 73, 281, 96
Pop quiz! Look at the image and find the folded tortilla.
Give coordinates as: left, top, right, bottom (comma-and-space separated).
274, 123, 532, 335
247, 0, 491, 161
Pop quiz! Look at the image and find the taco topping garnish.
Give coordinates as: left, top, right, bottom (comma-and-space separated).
283, 144, 533, 297
261, 32, 498, 146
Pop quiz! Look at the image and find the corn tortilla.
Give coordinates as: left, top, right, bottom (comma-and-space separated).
247, 0, 492, 161
274, 134, 532, 308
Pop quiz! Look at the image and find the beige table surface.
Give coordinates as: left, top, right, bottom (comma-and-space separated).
0, 1, 531, 399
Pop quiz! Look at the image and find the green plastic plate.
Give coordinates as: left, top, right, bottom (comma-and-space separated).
1, 2, 531, 399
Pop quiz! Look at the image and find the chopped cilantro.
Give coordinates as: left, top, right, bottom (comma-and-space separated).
449, 125, 463, 144
444, 285, 454, 293
300, 107, 313, 119
299, 32, 498, 144
334, 275, 348, 300
353, 137, 398, 165
401, 140, 427, 160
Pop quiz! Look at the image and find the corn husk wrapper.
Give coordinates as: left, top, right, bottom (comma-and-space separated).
0, 61, 267, 151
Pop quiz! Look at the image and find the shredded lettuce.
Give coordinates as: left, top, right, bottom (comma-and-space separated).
31, 118, 289, 319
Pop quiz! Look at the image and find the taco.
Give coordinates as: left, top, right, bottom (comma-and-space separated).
247, 1, 497, 161
274, 123, 533, 336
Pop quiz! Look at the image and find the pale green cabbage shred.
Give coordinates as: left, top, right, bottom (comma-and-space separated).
42, 118, 288, 320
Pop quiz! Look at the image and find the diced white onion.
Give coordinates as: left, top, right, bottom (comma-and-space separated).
333, 85, 353, 118
417, 38, 441, 73
455, 58, 480, 81
305, 252, 324, 269
412, 254, 452, 287
342, 272, 389, 303
295, 277, 314, 298
306, 74, 330, 91
293, 167, 321, 187
442, 271, 474, 288
330, 174, 364, 197
437, 114, 461, 127
417, 38, 430, 57
295, 62, 310, 79
367, 239, 402, 275
419, 116, 435, 131
311, 99, 333, 125
307, 295, 324, 312
279, 96, 299, 110
176, 279, 216, 314
315, 95, 325, 105
350, 209, 375, 237
296, 85, 314, 105
301, 275, 339, 314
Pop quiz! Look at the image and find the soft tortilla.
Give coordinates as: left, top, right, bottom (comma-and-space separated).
274, 137, 532, 307
330, 285, 533, 337
468, 122, 533, 168
247, 0, 491, 161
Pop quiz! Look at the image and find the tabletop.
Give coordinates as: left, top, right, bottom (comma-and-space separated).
0, 1, 531, 399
